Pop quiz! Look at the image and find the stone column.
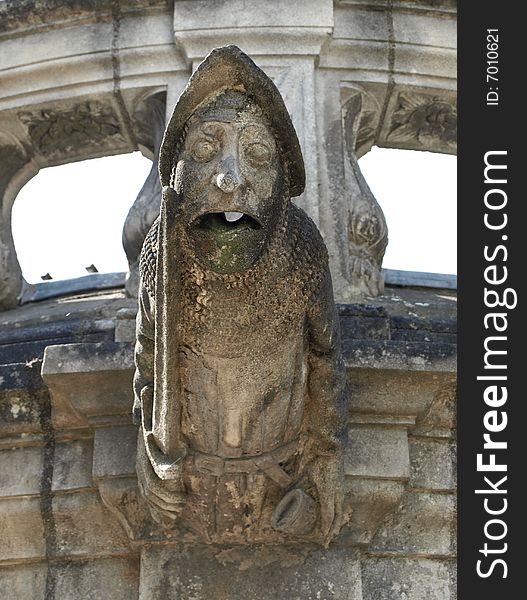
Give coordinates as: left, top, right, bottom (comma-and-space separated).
341, 91, 388, 298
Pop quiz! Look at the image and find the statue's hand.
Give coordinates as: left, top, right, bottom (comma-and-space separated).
136, 433, 186, 528
311, 455, 348, 545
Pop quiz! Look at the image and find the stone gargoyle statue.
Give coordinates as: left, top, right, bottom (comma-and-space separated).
133, 45, 349, 545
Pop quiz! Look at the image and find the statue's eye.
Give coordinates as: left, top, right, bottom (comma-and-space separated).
244, 142, 271, 166
191, 139, 218, 162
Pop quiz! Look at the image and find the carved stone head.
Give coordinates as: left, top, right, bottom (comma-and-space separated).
174, 91, 285, 273
158, 45, 305, 273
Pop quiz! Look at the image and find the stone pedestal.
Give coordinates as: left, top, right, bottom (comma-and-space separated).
139, 544, 363, 600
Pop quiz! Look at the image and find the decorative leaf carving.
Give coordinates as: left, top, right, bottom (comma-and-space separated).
19, 101, 124, 156
388, 93, 457, 150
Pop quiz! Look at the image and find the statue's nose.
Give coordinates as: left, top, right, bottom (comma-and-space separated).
215, 156, 242, 194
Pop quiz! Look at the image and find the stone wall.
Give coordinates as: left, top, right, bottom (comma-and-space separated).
0, 287, 456, 599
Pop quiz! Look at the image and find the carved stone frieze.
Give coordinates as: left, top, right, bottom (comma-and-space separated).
387, 92, 457, 153
355, 109, 377, 156
18, 101, 125, 157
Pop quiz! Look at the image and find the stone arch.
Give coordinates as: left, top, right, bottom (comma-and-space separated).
0, 92, 167, 308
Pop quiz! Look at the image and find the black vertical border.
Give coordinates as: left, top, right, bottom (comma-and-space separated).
458, 3, 522, 596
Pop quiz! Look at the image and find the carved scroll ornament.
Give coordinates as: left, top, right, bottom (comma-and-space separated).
343, 92, 388, 298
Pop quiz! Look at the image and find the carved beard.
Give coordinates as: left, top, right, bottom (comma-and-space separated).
147, 176, 293, 459
182, 173, 289, 276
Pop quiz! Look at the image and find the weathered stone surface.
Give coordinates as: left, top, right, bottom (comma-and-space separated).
51, 557, 140, 600
52, 491, 131, 557
0, 386, 47, 435
339, 314, 391, 342
139, 545, 362, 600
0, 490, 131, 561
0, 362, 43, 392
0, 0, 457, 307
0, 439, 91, 496
0, 291, 128, 364
173, 0, 333, 61
53, 438, 94, 491
371, 491, 456, 556
384, 92, 456, 154
42, 341, 134, 377
341, 91, 388, 298
361, 557, 455, 600
412, 382, 456, 438
97, 477, 154, 542
0, 563, 47, 600
123, 93, 165, 298
347, 368, 454, 417
345, 426, 409, 479
0, 2, 457, 597
93, 426, 137, 478
134, 45, 348, 546
0, 437, 90, 494
342, 479, 406, 545
42, 341, 134, 428
19, 101, 124, 157
0, 497, 45, 561
0, 0, 169, 33
0, 445, 43, 497
114, 308, 138, 343
409, 437, 456, 491
343, 339, 456, 371
0, 557, 140, 600
0, 139, 26, 310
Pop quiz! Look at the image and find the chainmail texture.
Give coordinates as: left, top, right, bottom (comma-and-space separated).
139, 202, 328, 358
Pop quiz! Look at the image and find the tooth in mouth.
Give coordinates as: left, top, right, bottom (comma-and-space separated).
224, 212, 244, 222
194, 212, 261, 232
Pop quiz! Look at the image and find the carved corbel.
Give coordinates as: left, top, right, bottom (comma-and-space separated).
122, 93, 166, 297
342, 91, 388, 298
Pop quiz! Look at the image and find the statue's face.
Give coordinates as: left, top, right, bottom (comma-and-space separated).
174, 103, 284, 273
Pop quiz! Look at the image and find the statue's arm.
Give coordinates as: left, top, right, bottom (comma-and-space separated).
304, 270, 348, 542
133, 281, 187, 526
306, 270, 347, 451
133, 283, 155, 427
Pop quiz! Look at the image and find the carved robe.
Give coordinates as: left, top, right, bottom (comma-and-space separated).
134, 189, 347, 544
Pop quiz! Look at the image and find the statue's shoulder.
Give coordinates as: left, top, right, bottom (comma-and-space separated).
287, 203, 329, 274
139, 217, 159, 299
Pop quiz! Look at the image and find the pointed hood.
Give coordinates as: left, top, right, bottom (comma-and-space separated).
158, 45, 305, 198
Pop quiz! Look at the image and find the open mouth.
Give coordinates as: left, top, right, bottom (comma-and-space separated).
188, 211, 266, 273
194, 212, 261, 233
